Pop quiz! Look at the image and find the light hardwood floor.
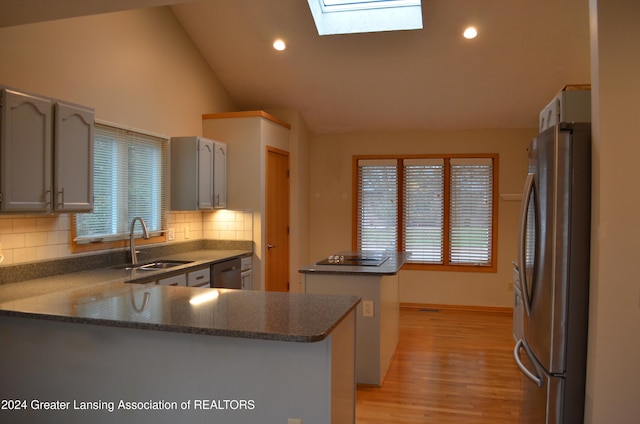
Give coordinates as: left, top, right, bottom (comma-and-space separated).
356, 307, 523, 423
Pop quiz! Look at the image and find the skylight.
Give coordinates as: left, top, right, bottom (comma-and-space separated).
307, 0, 423, 36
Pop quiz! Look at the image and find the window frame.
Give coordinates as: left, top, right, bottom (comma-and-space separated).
307, 0, 422, 36
352, 153, 499, 273
71, 121, 168, 254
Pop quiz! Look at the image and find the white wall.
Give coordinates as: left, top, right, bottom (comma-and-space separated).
0, 7, 239, 264
309, 128, 535, 308
585, 0, 640, 421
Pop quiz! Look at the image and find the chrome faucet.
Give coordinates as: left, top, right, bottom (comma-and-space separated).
129, 217, 150, 265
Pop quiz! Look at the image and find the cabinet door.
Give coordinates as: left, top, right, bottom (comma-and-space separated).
214, 142, 227, 208
197, 138, 214, 209
53, 102, 94, 212
0, 89, 52, 212
157, 274, 187, 286
187, 267, 211, 287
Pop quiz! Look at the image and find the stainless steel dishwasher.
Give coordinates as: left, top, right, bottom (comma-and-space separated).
211, 257, 241, 289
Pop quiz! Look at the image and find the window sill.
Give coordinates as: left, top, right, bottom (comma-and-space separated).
70, 234, 167, 254
402, 262, 497, 273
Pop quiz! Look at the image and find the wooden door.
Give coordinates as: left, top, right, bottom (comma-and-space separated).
265, 146, 290, 292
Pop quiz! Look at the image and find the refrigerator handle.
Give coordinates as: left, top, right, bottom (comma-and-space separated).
514, 339, 543, 387
518, 172, 534, 316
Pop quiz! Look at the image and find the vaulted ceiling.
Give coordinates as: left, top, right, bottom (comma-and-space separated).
1, 0, 591, 134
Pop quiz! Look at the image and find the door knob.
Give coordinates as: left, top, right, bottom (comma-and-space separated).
267, 244, 275, 249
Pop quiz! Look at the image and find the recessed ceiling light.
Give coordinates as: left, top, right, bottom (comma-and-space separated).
273, 39, 286, 51
463, 26, 478, 39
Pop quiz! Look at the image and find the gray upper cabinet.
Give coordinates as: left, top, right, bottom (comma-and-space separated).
54, 102, 94, 212
171, 136, 227, 211
0, 87, 94, 213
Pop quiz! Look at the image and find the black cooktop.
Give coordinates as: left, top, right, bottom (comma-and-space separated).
316, 254, 389, 266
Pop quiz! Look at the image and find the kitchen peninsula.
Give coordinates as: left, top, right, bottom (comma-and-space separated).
0, 272, 359, 423
299, 251, 407, 387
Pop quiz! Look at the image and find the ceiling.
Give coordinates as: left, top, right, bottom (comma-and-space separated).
1, 0, 591, 134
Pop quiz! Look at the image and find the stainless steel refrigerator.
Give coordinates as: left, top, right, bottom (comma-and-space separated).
513, 122, 591, 423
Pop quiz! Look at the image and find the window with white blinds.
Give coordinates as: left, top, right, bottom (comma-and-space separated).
449, 158, 494, 266
357, 159, 398, 251
355, 154, 497, 271
74, 123, 167, 243
403, 159, 444, 263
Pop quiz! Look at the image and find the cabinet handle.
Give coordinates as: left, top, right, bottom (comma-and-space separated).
221, 266, 238, 273
58, 187, 65, 207
44, 188, 52, 207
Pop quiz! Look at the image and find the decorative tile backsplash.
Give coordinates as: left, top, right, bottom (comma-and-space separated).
0, 209, 253, 266
169, 209, 253, 242
0, 215, 72, 265
202, 209, 253, 241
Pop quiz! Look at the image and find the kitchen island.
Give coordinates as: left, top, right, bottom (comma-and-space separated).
299, 251, 408, 387
0, 281, 359, 423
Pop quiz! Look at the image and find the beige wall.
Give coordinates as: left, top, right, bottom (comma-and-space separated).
309, 128, 536, 308
586, 0, 640, 421
202, 109, 311, 293
0, 7, 235, 135
267, 109, 312, 293
202, 115, 292, 290
0, 7, 239, 264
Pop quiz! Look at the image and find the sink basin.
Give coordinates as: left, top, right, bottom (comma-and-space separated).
139, 260, 193, 270
113, 260, 193, 271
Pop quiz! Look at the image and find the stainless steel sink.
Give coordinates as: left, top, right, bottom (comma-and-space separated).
113, 260, 193, 271
138, 260, 193, 270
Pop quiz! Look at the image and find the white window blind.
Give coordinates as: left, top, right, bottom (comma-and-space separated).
357, 159, 398, 251
355, 154, 497, 270
403, 158, 444, 263
449, 158, 494, 266
75, 123, 167, 243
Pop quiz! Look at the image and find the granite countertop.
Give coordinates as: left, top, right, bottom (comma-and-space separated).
299, 251, 409, 275
0, 248, 360, 343
0, 249, 249, 302
0, 282, 360, 343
